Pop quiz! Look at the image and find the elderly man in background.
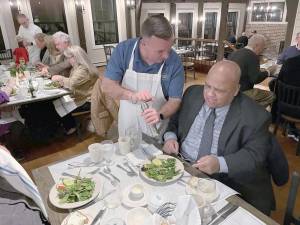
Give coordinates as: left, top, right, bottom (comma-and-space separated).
228, 34, 277, 107
102, 15, 184, 139
16, 14, 42, 64
39, 31, 72, 77
163, 60, 274, 215
277, 32, 300, 64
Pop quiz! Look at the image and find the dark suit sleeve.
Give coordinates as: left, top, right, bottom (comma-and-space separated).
248, 57, 268, 85
224, 112, 271, 180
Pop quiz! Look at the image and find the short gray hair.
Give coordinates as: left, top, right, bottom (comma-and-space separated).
141, 15, 173, 40
248, 34, 266, 48
52, 31, 71, 44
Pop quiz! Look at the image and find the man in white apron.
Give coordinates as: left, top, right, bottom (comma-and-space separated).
102, 15, 184, 140
17, 14, 42, 64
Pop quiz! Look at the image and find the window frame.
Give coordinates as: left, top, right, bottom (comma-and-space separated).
248, 0, 287, 24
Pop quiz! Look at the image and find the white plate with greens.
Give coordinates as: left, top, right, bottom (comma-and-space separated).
49, 172, 103, 209
140, 155, 184, 185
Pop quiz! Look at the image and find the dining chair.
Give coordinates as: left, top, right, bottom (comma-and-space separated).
283, 171, 300, 225
103, 45, 115, 65
273, 81, 300, 155
0, 49, 13, 64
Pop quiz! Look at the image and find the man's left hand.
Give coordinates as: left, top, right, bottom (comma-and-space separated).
192, 155, 220, 175
141, 108, 160, 125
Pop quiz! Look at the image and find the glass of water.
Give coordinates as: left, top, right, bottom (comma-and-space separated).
101, 140, 115, 166
104, 184, 124, 225
125, 125, 142, 150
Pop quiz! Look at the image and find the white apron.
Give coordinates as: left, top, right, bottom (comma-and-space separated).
118, 41, 169, 139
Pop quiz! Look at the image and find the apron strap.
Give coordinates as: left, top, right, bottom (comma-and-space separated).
151, 62, 165, 97
128, 41, 138, 70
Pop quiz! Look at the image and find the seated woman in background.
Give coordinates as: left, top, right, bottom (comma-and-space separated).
52, 45, 99, 134
34, 33, 59, 66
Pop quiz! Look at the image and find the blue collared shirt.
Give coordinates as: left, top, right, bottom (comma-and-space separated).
104, 38, 184, 99
164, 103, 230, 173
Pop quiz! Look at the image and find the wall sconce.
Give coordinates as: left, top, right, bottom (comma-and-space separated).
126, 0, 135, 9
9, 0, 21, 13
75, 0, 85, 13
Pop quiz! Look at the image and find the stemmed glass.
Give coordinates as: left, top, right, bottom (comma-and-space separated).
101, 140, 115, 166
103, 184, 124, 225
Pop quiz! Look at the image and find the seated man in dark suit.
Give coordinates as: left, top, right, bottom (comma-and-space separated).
163, 60, 274, 215
228, 34, 277, 107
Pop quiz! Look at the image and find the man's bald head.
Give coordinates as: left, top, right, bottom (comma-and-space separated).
204, 60, 241, 108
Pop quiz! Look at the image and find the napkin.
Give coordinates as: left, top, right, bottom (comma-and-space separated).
126, 143, 163, 166
0, 147, 48, 218
172, 195, 201, 225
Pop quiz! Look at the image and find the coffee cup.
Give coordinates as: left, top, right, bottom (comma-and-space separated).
88, 143, 103, 162
118, 136, 131, 155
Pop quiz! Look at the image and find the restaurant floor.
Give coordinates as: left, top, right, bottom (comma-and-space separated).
19, 71, 299, 224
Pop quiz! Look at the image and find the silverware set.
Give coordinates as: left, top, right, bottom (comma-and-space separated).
207, 203, 239, 225
156, 202, 177, 218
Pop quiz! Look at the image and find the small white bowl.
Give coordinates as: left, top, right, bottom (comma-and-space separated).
129, 184, 144, 200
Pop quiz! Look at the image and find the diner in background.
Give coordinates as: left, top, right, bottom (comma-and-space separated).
277, 32, 300, 64
236, 32, 248, 48
34, 33, 58, 65
228, 34, 277, 107
163, 60, 274, 215
39, 31, 72, 77
16, 14, 42, 64
102, 15, 184, 139
13, 36, 29, 65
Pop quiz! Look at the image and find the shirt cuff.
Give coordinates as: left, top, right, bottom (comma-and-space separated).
217, 156, 228, 173
164, 131, 178, 142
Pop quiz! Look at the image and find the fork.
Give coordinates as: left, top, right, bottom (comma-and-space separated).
116, 164, 136, 177
156, 202, 177, 218
88, 168, 101, 175
98, 171, 118, 187
61, 172, 78, 179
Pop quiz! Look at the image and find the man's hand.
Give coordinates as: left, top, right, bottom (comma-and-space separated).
163, 139, 179, 155
141, 108, 160, 125
192, 155, 220, 175
131, 90, 153, 103
40, 66, 49, 75
267, 64, 277, 76
51, 75, 64, 86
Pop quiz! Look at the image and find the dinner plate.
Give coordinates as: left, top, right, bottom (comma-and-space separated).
185, 178, 220, 203
126, 207, 152, 225
49, 173, 103, 209
42, 89, 61, 95
61, 211, 93, 225
122, 183, 148, 208
139, 155, 184, 185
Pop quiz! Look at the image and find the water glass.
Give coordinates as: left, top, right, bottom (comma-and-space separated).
101, 140, 115, 166
125, 126, 142, 150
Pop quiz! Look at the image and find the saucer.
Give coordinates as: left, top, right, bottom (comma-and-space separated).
122, 183, 148, 208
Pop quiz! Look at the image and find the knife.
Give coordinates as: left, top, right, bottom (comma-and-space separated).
90, 208, 106, 225
208, 202, 233, 223
209, 205, 239, 225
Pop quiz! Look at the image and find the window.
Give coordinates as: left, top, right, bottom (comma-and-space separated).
91, 0, 119, 45
227, 12, 238, 36
251, 1, 285, 22
204, 12, 217, 39
148, 13, 164, 17
178, 13, 193, 46
29, 0, 68, 34
0, 26, 5, 50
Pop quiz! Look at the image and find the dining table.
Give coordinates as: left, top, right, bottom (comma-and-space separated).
32, 142, 279, 225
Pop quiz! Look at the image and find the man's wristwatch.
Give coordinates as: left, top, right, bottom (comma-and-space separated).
159, 113, 164, 121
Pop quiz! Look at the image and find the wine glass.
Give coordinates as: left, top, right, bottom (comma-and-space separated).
104, 184, 124, 225
101, 140, 115, 166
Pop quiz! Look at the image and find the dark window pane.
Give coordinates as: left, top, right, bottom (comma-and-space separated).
178, 13, 193, 46
148, 13, 164, 17
204, 12, 217, 39
29, 0, 68, 34
251, 3, 268, 22
0, 26, 5, 50
91, 0, 119, 45
267, 2, 285, 22
227, 12, 238, 36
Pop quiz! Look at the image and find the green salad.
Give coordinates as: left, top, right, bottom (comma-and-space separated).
56, 177, 95, 203
141, 158, 180, 182
45, 81, 61, 89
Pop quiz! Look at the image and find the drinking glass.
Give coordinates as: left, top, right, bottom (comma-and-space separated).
125, 125, 142, 150
101, 140, 115, 166
104, 184, 124, 225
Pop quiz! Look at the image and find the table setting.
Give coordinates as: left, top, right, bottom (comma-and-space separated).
44, 134, 269, 225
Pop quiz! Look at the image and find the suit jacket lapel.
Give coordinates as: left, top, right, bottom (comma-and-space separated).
218, 94, 241, 155
182, 89, 204, 141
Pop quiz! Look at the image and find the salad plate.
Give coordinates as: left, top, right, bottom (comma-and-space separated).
49, 173, 103, 209
139, 155, 184, 185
